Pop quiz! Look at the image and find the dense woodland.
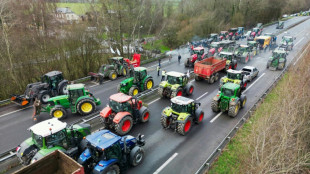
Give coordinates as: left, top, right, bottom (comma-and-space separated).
0, 0, 309, 99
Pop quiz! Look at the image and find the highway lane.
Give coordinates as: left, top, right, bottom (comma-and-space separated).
0, 16, 308, 172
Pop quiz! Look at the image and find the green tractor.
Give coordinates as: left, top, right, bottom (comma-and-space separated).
33, 84, 101, 120
16, 118, 91, 165
158, 71, 194, 98
247, 41, 260, 56
117, 67, 154, 96
211, 83, 247, 117
161, 96, 204, 135
219, 69, 248, 90
234, 45, 253, 64
267, 49, 287, 70
280, 35, 295, 51
218, 52, 238, 70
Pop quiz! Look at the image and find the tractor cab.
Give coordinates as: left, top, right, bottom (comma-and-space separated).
235, 45, 250, 55
41, 71, 65, 91
219, 52, 235, 61
247, 41, 259, 49
108, 93, 142, 114
271, 50, 287, 59
226, 69, 244, 81
237, 27, 244, 35
208, 33, 219, 43
281, 36, 293, 44
220, 83, 241, 104
192, 46, 205, 56
170, 96, 198, 115
132, 67, 147, 83
166, 71, 188, 86
229, 28, 238, 36
220, 69, 247, 90
220, 31, 229, 40
209, 42, 224, 55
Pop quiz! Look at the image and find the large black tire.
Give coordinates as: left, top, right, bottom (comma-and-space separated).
240, 95, 247, 108
228, 101, 240, 117
50, 106, 67, 120
177, 117, 193, 136
184, 59, 189, 67
194, 109, 204, 124
267, 61, 271, 69
129, 86, 139, 96
117, 84, 121, 92
214, 73, 219, 81
121, 67, 127, 76
38, 90, 51, 104
208, 75, 215, 84
211, 100, 220, 112
195, 75, 203, 81
158, 87, 165, 98
102, 165, 120, 174
160, 115, 170, 128
185, 84, 194, 96
109, 71, 117, 80
143, 77, 154, 91
130, 146, 145, 167
58, 81, 68, 95
139, 106, 150, 123
115, 116, 133, 135
171, 87, 183, 98
77, 98, 96, 115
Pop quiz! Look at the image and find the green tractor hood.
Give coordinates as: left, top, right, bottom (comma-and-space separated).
48, 95, 68, 102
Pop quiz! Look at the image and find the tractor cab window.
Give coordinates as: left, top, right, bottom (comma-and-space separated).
105, 142, 122, 161
41, 76, 50, 84
69, 89, 84, 104
122, 102, 132, 113
46, 129, 67, 148
167, 75, 180, 85
222, 88, 235, 97
109, 100, 124, 112
228, 73, 241, 80
32, 133, 44, 148
171, 103, 187, 113
182, 76, 188, 85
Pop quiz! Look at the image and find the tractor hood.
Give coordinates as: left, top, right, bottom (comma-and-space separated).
48, 95, 68, 102
120, 77, 134, 85
209, 48, 216, 54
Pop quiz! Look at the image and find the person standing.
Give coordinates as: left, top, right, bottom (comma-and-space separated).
158, 57, 161, 67
161, 69, 166, 81
157, 65, 160, 76
178, 54, 181, 63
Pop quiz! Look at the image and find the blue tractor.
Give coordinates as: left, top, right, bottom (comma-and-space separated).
78, 129, 145, 174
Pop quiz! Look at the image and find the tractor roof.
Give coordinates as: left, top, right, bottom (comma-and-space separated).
193, 46, 204, 51
264, 33, 274, 36
220, 31, 228, 33
256, 36, 271, 40
240, 45, 249, 48
110, 93, 132, 103
44, 71, 62, 77
253, 27, 259, 30
68, 84, 85, 90
29, 118, 67, 137
166, 71, 185, 77
211, 42, 220, 46
283, 35, 293, 38
171, 96, 194, 105
210, 33, 218, 36
242, 66, 255, 70
238, 27, 244, 29
227, 69, 243, 74
86, 129, 121, 150
110, 57, 124, 60
273, 49, 287, 54
223, 82, 240, 90
230, 28, 238, 30
247, 41, 257, 44
134, 67, 147, 72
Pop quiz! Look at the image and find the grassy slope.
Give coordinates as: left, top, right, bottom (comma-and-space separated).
208, 43, 310, 174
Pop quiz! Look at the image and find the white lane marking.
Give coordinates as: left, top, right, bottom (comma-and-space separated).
196, 92, 208, 101
242, 73, 266, 94
148, 98, 160, 105
0, 106, 32, 118
293, 43, 310, 65
294, 37, 305, 46
153, 153, 178, 174
210, 112, 223, 123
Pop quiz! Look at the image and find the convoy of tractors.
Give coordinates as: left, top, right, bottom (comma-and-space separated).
12, 19, 297, 174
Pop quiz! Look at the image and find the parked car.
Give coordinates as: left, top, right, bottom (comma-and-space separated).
241, 66, 259, 82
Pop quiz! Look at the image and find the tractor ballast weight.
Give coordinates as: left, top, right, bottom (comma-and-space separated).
33, 84, 101, 120
118, 67, 154, 96
11, 71, 69, 106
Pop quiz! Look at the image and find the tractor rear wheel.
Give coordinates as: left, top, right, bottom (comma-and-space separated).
144, 77, 154, 91
240, 95, 247, 108
38, 91, 51, 104
121, 67, 127, 76
171, 87, 183, 98
130, 146, 145, 167
50, 107, 67, 120
109, 71, 117, 80
211, 100, 220, 112
177, 117, 193, 136
158, 87, 165, 98
185, 84, 194, 96
59, 82, 68, 95
129, 86, 139, 96
77, 99, 96, 115
139, 107, 150, 123
115, 116, 133, 135
194, 109, 204, 124
104, 165, 120, 174
228, 101, 240, 117
160, 115, 170, 128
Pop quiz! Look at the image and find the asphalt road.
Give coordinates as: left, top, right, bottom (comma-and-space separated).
0, 16, 309, 174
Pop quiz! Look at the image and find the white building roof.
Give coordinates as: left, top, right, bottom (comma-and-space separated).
171, 96, 194, 105
166, 71, 185, 77
29, 118, 67, 137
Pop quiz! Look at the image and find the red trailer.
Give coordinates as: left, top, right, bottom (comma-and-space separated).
194, 57, 226, 84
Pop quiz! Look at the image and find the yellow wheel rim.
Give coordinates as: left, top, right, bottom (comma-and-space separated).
147, 80, 153, 89
81, 103, 93, 113
54, 110, 63, 118
112, 73, 116, 79
123, 69, 126, 75
243, 99, 246, 106
133, 89, 139, 96
235, 105, 239, 114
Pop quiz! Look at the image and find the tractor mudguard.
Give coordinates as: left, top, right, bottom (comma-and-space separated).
229, 97, 240, 106
139, 106, 148, 115
16, 138, 35, 159
113, 112, 131, 124
213, 94, 221, 101
78, 148, 92, 165
93, 159, 118, 173
159, 81, 169, 88
171, 84, 181, 91
162, 107, 172, 117
100, 107, 112, 118
177, 113, 191, 123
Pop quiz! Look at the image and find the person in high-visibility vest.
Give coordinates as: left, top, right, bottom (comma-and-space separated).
161, 70, 166, 81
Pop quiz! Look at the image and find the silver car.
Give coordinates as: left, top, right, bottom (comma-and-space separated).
242, 66, 259, 82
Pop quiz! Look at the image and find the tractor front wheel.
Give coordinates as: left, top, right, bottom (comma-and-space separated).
130, 146, 145, 167
240, 95, 247, 108
109, 71, 117, 80
177, 117, 193, 136
104, 165, 120, 174
129, 86, 139, 96
185, 84, 194, 96
228, 101, 240, 117
144, 78, 154, 91
211, 100, 220, 112
77, 99, 96, 115
50, 107, 67, 120
38, 91, 51, 104
160, 115, 170, 128
115, 116, 133, 135
158, 87, 165, 98
194, 109, 204, 124
171, 87, 183, 98
140, 107, 150, 123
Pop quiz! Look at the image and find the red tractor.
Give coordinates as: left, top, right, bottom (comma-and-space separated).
228, 28, 239, 40
100, 93, 150, 135
185, 46, 207, 67
219, 31, 229, 41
